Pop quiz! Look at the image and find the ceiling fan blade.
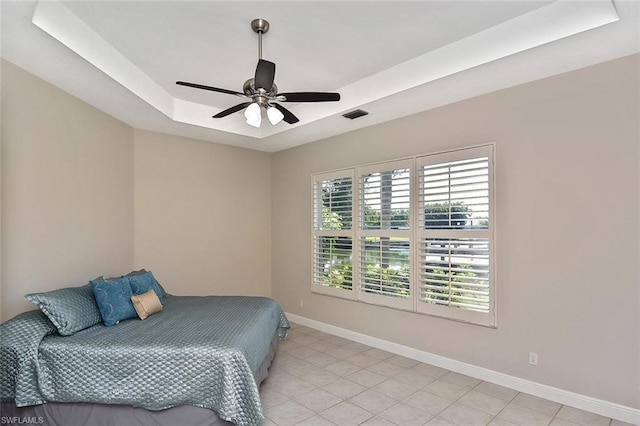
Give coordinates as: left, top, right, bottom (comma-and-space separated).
176, 81, 245, 97
254, 59, 276, 92
272, 103, 299, 124
278, 92, 340, 102
213, 102, 252, 118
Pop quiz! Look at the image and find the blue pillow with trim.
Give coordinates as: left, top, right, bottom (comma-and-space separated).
128, 271, 164, 302
25, 284, 102, 335
126, 269, 167, 298
90, 277, 137, 326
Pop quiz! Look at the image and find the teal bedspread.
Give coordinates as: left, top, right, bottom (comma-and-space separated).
1, 295, 289, 426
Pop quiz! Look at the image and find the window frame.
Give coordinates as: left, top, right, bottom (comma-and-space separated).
415, 145, 495, 326
311, 144, 496, 327
357, 159, 414, 311
311, 169, 357, 300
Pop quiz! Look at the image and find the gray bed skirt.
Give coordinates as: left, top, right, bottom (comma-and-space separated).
1, 329, 280, 426
1, 401, 231, 426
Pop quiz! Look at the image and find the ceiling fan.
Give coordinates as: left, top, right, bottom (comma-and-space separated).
176, 18, 341, 127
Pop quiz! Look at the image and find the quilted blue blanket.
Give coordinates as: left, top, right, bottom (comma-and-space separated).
1, 295, 289, 426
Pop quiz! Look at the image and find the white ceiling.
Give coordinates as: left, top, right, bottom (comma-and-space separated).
2, 1, 638, 152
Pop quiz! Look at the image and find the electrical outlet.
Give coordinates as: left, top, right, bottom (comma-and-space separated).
529, 352, 538, 365
299, 299, 304, 308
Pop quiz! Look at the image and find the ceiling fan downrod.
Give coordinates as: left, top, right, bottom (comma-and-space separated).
251, 18, 270, 60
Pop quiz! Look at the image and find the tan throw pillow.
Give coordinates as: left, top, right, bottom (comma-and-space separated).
130, 289, 163, 320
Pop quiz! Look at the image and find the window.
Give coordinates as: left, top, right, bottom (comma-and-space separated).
358, 160, 413, 311
312, 145, 495, 326
312, 170, 355, 296
416, 146, 493, 325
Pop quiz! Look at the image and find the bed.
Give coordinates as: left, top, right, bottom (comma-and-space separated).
0, 292, 289, 426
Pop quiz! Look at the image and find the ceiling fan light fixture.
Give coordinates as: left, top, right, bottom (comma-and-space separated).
176, 18, 340, 129
267, 106, 284, 125
244, 102, 262, 127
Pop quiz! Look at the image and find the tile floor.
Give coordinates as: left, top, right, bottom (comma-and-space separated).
256, 322, 632, 426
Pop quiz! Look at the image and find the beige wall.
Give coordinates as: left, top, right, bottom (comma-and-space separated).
271, 55, 640, 408
1, 54, 638, 409
133, 129, 272, 297
1, 60, 135, 321
0, 60, 273, 320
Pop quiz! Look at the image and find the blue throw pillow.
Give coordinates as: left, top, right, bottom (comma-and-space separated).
126, 269, 167, 298
90, 277, 137, 326
25, 284, 102, 335
128, 271, 164, 302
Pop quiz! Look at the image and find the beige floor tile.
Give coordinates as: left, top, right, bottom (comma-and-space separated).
328, 346, 363, 360
295, 415, 337, 426
411, 363, 450, 379
457, 390, 509, 416
307, 330, 334, 340
281, 358, 320, 377
439, 402, 494, 426
474, 382, 518, 402
487, 417, 519, 426
307, 340, 340, 353
373, 378, 420, 400
295, 388, 344, 412
326, 360, 363, 377
300, 369, 341, 387
498, 403, 554, 426
439, 372, 483, 390
393, 368, 438, 389
341, 341, 372, 353
290, 335, 321, 346
379, 402, 433, 426
387, 354, 421, 368
278, 339, 303, 352
550, 418, 581, 426
349, 389, 398, 414
512, 393, 562, 417
325, 336, 353, 347
277, 324, 616, 426
554, 406, 611, 426
403, 389, 454, 417
322, 378, 368, 399
306, 352, 341, 368
321, 401, 374, 426
347, 369, 388, 388
360, 416, 397, 425
424, 379, 470, 401
345, 353, 381, 368
265, 400, 315, 426
276, 376, 317, 398
366, 360, 408, 377
293, 326, 315, 335
425, 417, 458, 425
610, 420, 637, 426
363, 348, 395, 360
260, 387, 290, 409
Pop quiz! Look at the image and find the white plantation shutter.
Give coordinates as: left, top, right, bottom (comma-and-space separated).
358, 161, 412, 310
312, 171, 355, 297
311, 145, 495, 326
419, 238, 490, 311
416, 145, 494, 326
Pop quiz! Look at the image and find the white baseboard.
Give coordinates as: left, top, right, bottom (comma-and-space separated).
285, 312, 640, 425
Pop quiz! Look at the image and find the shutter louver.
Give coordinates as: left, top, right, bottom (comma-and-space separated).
358, 163, 412, 307
312, 145, 494, 326
419, 238, 490, 312
419, 157, 489, 230
312, 173, 354, 293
